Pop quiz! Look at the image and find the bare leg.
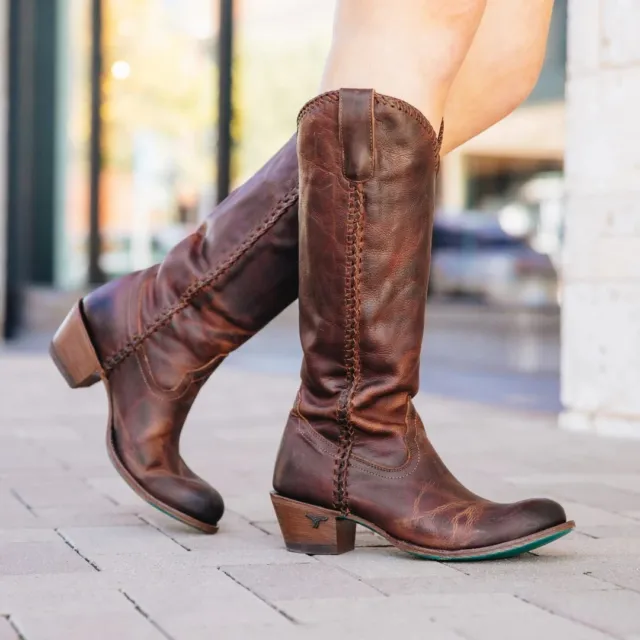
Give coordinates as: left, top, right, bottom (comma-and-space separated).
321, 0, 488, 128
443, 0, 555, 153
321, 0, 554, 154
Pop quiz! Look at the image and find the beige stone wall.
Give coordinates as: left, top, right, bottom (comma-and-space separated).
561, 0, 640, 437
0, 0, 7, 336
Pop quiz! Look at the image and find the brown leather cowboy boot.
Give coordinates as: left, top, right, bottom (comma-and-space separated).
272, 89, 575, 560
50, 138, 299, 532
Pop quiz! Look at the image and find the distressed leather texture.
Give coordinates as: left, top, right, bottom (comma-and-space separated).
273, 89, 567, 551
82, 138, 300, 526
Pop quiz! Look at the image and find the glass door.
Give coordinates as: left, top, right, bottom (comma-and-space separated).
101, 0, 218, 277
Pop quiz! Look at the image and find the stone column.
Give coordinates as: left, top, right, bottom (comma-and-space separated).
561, 0, 640, 437
0, 0, 8, 338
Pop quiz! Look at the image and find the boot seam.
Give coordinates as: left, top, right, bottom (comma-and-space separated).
296, 404, 422, 480
333, 183, 364, 514
135, 351, 225, 401
128, 274, 214, 398
101, 187, 299, 373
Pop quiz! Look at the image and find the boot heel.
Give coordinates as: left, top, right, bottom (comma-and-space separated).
50, 302, 102, 389
271, 493, 356, 555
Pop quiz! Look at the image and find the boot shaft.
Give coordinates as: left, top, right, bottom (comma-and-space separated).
297, 90, 441, 457
52, 136, 300, 533
84, 136, 299, 388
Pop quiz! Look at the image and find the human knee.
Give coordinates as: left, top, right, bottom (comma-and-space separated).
486, 42, 547, 118
509, 53, 545, 109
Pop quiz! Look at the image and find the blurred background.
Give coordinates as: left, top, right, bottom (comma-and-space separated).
0, 1, 636, 433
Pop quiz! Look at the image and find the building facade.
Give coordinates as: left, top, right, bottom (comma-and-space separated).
561, 0, 640, 437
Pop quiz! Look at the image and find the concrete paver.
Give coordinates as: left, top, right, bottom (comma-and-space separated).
425, 595, 616, 640
372, 573, 617, 597
1, 352, 640, 638
58, 525, 188, 557
522, 589, 640, 638
223, 562, 383, 600
9, 477, 115, 509
31, 506, 142, 529
0, 529, 95, 576
588, 565, 640, 592
11, 611, 166, 640
274, 593, 615, 639
123, 581, 290, 631
317, 546, 462, 580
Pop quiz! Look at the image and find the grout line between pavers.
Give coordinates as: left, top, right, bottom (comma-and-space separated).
9, 490, 36, 516
220, 569, 299, 625
54, 529, 101, 572
248, 521, 273, 536
569, 531, 599, 540
120, 590, 176, 640
136, 515, 192, 552
584, 570, 640, 596
3, 615, 27, 640
436, 620, 473, 640
225, 509, 276, 538
514, 593, 624, 640
80, 476, 121, 508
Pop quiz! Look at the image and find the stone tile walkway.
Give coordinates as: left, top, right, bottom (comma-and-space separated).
1, 352, 639, 639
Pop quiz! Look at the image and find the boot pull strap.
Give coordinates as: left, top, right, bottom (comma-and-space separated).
339, 88, 375, 182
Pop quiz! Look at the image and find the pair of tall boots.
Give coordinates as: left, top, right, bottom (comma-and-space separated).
51, 89, 573, 559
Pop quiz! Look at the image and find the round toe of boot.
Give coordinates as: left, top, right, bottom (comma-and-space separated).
145, 476, 225, 532
509, 497, 567, 539
180, 488, 225, 530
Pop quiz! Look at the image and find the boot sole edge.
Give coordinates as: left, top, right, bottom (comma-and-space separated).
354, 516, 575, 562
272, 492, 575, 562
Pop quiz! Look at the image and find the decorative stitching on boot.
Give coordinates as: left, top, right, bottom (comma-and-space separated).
297, 92, 340, 127
298, 91, 442, 167
437, 119, 445, 151
333, 183, 364, 515
102, 187, 299, 373
333, 185, 356, 511
297, 404, 423, 480
435, 120, 445, 174
375, 94, 440, 155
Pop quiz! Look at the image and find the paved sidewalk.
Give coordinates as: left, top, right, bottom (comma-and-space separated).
1, 352, 640, 639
